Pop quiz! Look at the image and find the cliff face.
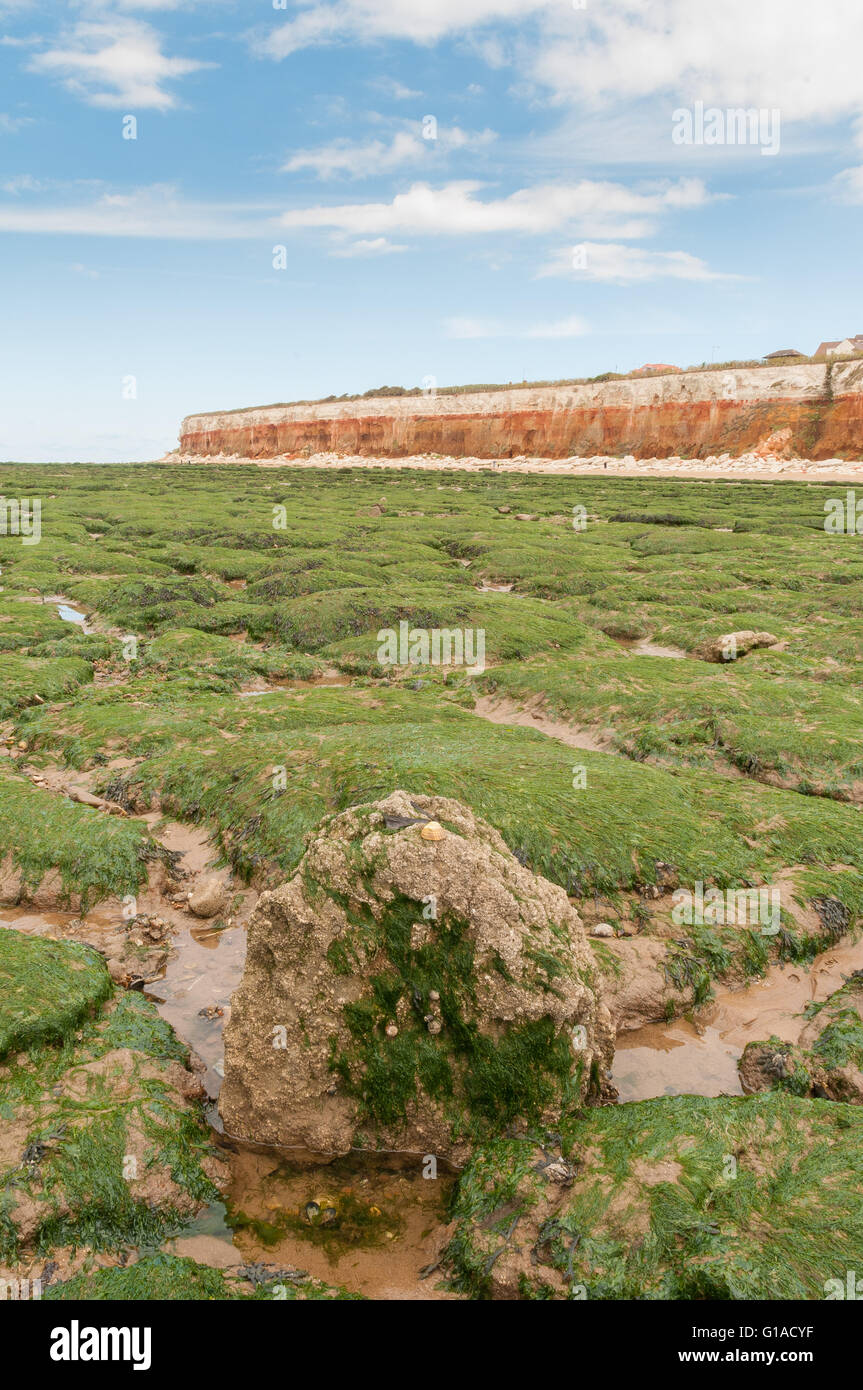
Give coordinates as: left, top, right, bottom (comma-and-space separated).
179, 362, 863, 461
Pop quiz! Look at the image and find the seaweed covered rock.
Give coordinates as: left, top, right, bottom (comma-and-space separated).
0, 931, 112, 1056
700, 629, 780, 663
220, 791, 614, 1162
0, 933, 225, 1276
443, 1093, 863, 1299
740, 970, 863, 1103
44, 1253, 361, 1301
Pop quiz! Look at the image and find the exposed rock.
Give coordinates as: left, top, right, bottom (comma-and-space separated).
177, 362, 863, 462
220, 791, 615, 1163
700, 630, 781, 663
739, 971, 863, 1104
187, 874, 226, 918
594, 937, 690, 1033
591, 923, 615, 938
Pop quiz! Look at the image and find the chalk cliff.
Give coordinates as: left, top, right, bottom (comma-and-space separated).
179, 361, 863, 461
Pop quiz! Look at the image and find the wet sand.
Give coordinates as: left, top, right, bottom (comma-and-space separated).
613, 933, 863, 1101
168, 451, 863, 484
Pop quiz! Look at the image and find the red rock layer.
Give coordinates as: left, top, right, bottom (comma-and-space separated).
180, 392, 863, 461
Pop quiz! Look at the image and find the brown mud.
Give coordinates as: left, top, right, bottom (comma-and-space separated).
470, 694, 616, 753
613, 933, 863, 1100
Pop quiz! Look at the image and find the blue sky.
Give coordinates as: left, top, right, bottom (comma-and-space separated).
1, 0, 862, 461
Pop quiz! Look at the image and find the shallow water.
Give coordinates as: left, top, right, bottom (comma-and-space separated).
141, 920, 460, 1298
613, 933, 863, 1100
56, 603, 87, 625
145, 922, 247, 1098
169, 1147, 459, 1300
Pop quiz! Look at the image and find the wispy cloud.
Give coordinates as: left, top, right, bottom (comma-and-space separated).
255, 0, 551, 59
330, 236, 408, 256
2, 173, 43, 193
0, 183, 277, 238
279, 177, 715, 239
539, 242, 739, 284
27, 17, 213, 110
255, 0, 863, 156
0, 112, 35, 132
445, 313, 589, 339
832, 165, 863, 203
368, 76, 422, 101
282, 125, 496, 179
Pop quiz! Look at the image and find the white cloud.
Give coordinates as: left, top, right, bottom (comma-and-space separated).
368, 76, 422, 100
0, 112, 34, 132
282, 125, 496, 179
539, 241, 738, 284
2, 174, 42, 193
0, 183, 277, 238
257, 0, 863, 141
530, 0, 863, 120
255, 0, 549, 59
284, 131, 423, 179
27, 18, 212, 110
445, 312, 589, 339
279, 176, 715, 239
833, 166, 863, 203
330, 236, 408, 256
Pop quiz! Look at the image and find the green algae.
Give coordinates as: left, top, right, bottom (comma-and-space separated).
0, 932, 111, 1058
445, 1092, 863, 1299
0, 937, 220, 1264
44, 1253, 361, 1300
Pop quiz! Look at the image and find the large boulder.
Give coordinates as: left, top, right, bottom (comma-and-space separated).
220, 791, 614, 1163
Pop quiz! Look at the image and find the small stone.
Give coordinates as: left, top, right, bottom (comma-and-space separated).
427, 1019, 442, 1035
542, 1158, 578, 1185
385, 1023, 398, 1038
187, 874, 226, 918
429, 989, 440, 1002
592, 923, 615, 938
